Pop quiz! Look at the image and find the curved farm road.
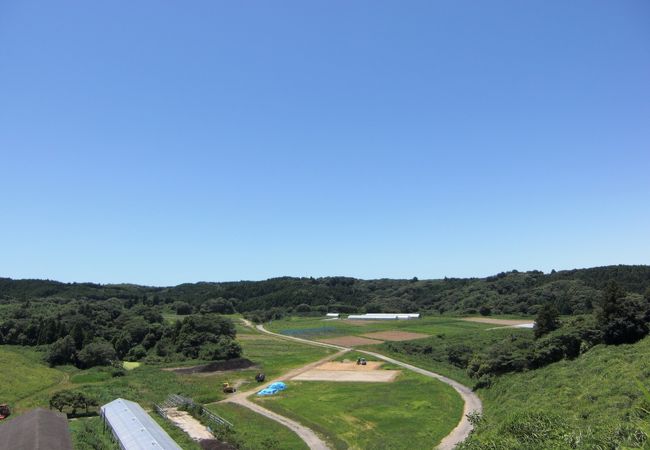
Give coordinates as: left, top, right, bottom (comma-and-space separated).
232, 320, 481, 450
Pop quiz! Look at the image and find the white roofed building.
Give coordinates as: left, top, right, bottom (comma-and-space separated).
100, 398, 182, 450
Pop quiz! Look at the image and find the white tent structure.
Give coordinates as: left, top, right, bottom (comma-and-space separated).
347, 313, 420, 320
100, 398, 182, 450
325, 313, 340, 318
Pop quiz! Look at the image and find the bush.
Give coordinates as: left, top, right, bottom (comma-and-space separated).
479, 306, 492, 316
447, 344, 472, 368
295, 303, 311, 313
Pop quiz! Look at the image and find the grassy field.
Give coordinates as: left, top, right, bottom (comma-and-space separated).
0, 321, 336, 449
206, 403, 309, 450
267, 315, 495, 341
253, 370, 464, 450
69, 417, 120, 450
0, 346, 68, 412
460, 336, 650, 449
0, 319, 470, 450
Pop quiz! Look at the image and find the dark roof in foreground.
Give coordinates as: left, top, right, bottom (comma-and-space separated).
0, 408, 73, 450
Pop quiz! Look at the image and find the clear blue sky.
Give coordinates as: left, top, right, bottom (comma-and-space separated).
1, 1, 649, 286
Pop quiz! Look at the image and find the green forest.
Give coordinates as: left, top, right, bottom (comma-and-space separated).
1, 265, 649, 370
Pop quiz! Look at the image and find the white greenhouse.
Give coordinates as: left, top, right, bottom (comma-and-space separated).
100, 398, 182, 450
347, 313, 421, 320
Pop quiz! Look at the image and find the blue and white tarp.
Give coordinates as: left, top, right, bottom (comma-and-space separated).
257, 382, 287, 396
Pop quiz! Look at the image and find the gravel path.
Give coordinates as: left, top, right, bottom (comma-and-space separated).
219, 345, 346, 450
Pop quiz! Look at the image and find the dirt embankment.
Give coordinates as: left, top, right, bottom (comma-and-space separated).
164, 358, 257, 375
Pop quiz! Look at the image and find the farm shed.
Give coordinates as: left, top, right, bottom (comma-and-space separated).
0, 408, 73, 450
326, 313, 340, 318
347, 313, 420, 320
100, 398, 182, 450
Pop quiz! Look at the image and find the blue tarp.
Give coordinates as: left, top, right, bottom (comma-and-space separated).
257, 382, 287, 396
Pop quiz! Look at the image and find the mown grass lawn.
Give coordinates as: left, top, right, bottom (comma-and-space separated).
206, 403, 309, 450
253, 370, 464, 450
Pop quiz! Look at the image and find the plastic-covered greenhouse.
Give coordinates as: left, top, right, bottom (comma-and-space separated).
100, 398, 182, 450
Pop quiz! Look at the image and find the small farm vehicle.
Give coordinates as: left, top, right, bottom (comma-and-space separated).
0, 404, 10, 420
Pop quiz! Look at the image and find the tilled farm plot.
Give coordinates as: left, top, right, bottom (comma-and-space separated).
361, 331, 430, 341
292, 360, 400, 382
318, 336, 383, 346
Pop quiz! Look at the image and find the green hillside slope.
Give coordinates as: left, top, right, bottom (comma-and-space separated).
461, 336, 650, 449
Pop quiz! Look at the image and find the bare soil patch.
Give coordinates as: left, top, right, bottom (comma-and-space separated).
292, 369, 400, 382
318, 336, 384, 346
166, 407, 214, 440
291, 359, 400, 382
317, 361, 384, 371
164, 358, 257, 374
361, 331, 429, 341
462, 317, 534, 326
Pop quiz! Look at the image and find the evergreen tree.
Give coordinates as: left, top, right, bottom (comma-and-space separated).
534, 304, 560, 339
597, 281, 648, 345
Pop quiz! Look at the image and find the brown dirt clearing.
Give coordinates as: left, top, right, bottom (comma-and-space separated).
318, 336, 384, 346
291, 359, 400, 382
165, 407, 214, 440
317, 361, 384, 371
163, 358, 257, 374
361, 331, 429, 341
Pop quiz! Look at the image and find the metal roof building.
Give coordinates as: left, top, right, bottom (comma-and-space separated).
100, 398, 182, 450
0, 408, 73, 450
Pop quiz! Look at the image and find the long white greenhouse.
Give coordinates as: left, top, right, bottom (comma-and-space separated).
347, 313, 421, 320
100, 398, 182, 450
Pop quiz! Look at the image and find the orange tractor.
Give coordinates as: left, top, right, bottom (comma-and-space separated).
0, 404, 10, 420
222, 382, 237, 394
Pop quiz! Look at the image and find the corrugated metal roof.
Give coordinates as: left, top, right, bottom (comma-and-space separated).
100, 398, 182, 450
0, 408, 72, 450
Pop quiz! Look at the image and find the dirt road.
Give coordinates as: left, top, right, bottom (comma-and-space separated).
219, 345, 347, 450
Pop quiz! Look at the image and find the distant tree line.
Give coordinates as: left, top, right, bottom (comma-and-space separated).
1, 265, 649, 369
387, 281, 650, 388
